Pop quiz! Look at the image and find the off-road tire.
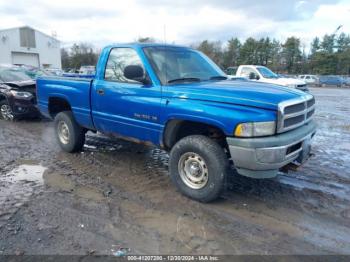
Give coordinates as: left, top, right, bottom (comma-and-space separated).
54, 111, 85, 152
169, 135, 229, 202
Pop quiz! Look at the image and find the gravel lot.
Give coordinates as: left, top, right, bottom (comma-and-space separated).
0, 87, 350, 255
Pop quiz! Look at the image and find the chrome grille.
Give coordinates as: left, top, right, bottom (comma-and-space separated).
277, 94, 315, 133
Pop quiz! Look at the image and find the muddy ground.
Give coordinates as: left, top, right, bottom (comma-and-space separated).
0, 87, 350, 256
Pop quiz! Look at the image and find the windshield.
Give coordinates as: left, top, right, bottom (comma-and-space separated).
0, 68, 33, 82
256, 66, 279, 79
143, 46, 226, 84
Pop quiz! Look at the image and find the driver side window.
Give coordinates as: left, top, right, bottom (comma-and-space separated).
105, 48, 144, 83
241, 67, 258, 78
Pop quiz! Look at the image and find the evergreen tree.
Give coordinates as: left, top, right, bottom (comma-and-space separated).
282, 37, 302, 73
223, 38, 241, 68
310, 37, 320, 55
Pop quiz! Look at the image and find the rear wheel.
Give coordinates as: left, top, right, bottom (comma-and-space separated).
169, 135, 229, 202
54, 111, 85, 152
0, 100, 14, 121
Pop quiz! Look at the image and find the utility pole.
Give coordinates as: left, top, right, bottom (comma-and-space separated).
332, 25, 343, 49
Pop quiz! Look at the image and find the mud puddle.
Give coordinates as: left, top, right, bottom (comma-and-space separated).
0, 163, 46, 226
4, 164, 46, 183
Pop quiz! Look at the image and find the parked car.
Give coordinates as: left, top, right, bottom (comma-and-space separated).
46, 68, 63, 76
37, 43, 316, 202
62, 66, 95, 79
61, 69, 78, 77
278, 74, 298, 79
226, 66, 238, 76
0, 66, 39, 120
79, 65, 96, 75
19, 65, 53, 79
62, 72, 78, 77
298, 75, 319, 85
236, 65, 308, 92
341, 76, 350, 87
67, 69, 79, 73
228, 76, 248, 81
318, 76, 343, 87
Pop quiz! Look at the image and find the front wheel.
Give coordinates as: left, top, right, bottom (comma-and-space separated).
0, 100, 14, 121
169, 135, 229, 202
54, 111, 85, 152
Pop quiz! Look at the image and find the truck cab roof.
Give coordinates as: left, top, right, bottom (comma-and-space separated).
103, 43, 189, 50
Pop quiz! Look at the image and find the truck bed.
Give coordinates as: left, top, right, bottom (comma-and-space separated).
36, 76, 95, 129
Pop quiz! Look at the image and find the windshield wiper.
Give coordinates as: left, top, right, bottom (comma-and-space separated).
209, 76, 228, 80
167, 77, 201, 84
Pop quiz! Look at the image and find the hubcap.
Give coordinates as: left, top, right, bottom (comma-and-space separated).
0, 104, 14, 121
57, 121, 70, 145
178, 152, 209, 189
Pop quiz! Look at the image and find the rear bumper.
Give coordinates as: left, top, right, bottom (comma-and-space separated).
226, 121, 317, 178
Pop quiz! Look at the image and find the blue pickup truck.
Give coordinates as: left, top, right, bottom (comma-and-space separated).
37, 43, 316, 202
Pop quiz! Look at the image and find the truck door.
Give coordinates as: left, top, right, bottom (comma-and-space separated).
91, 47, 162, 144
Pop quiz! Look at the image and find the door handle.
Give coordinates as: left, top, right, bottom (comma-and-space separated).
97, 89, 105, 95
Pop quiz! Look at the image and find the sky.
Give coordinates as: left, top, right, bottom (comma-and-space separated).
0, 0, 349, 51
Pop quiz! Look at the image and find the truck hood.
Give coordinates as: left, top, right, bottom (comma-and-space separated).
164, 80, 305, 110
260, 77, 306, 87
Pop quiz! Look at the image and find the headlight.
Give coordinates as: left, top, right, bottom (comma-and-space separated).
234, 121, 276, 137
10, 90, 33, 98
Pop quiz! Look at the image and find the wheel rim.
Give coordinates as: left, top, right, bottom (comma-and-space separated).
178, 152, 209, 189
0, 104, 14, 120
57, 121, 70, 145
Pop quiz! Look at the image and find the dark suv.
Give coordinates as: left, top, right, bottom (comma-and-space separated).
0, 66, 39, 120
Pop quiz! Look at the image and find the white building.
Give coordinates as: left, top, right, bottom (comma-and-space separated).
0, 26, 61, 69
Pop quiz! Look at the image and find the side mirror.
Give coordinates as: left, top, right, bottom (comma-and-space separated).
248, 72, 255, 80
249, 72, 259, 80
123, 65, 149, 85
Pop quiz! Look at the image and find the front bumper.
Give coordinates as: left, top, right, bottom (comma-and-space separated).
296, 86, 309, 92
9, 96, 39, 118
227, 120, 317, 178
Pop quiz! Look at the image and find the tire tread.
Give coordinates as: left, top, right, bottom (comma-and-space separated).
169, 135, 229, 202
54, 111, 85, 152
